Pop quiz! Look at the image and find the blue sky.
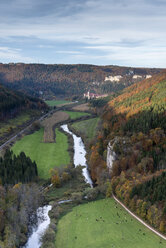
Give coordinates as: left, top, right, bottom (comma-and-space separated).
0, 0, 166, 67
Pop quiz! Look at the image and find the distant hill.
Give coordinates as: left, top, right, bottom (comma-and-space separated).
0, 83, 47, 121
0, 63, 162, 98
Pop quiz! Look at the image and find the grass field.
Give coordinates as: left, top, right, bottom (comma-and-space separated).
64, 111, 90, 120
55, 198, 166, 248
0, 113, 31, 135
45, 100, 72, 107
12, 128, 70, 179
71, 118, 99, 141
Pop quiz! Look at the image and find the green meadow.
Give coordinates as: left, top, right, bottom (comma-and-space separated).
45, 100, 72, 107
64, 111, 90, 120
71, 117, 99, 141
12, 128, 70, 179
55, 198, 166, 248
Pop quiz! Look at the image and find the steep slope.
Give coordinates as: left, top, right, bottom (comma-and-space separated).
0, 63, 161, 98
0, 84, 48, 146
104, 71, 166, 133
0, 84, 47, 121
89, 71, 166, 233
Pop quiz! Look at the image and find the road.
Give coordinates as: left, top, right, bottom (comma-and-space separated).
113, 194, 166, 241
0, 112, 48, 151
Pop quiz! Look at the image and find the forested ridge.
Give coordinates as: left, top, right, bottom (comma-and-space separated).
89, 71, 166, 233
0, 83, 47, 121
0, 63, 161, 98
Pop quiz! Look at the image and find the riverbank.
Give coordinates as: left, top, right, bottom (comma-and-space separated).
22, 123, 95, 248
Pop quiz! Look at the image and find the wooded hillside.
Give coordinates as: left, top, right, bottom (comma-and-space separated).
0, 63, 161, 98
89, 71, 166, 233
0, 83, 47, 121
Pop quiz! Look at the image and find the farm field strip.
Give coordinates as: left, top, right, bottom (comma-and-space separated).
42, 111, 69, 143
55, 198, 166, 248
72, 103, 90, 112
64, 111, 90, 120
45, 100, 72, 107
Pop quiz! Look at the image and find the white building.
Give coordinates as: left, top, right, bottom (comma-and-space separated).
83, 91, 108, 100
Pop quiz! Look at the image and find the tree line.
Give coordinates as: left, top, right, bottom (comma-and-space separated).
0, 150, 38, 185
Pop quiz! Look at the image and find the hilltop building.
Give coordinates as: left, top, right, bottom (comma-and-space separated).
83, 91, 108, 100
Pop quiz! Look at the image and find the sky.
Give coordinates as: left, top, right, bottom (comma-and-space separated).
0, 0, 166, 67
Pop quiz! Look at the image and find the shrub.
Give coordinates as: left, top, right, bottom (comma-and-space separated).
71, 192, 83, 203
84, 188, 98, 201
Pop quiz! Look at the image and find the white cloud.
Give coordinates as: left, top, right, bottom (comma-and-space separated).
0, 46, 33, 62
0, 0, 165, 66
55, 51, 83, 54
38, 45, 54, 48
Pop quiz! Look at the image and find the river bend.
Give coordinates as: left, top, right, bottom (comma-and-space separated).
23, 124, 93, 248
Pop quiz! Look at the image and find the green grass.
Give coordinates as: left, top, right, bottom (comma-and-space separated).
71, 118, 99, 141
45, 100, 72, 107
55, 198, 166, 248
12, 128, 70, 179
0, 113, 31, 135
64, 111, 90, 120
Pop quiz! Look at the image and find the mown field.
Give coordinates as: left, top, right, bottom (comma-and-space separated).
45, 100, 72, 107
12, 128, 70, 179
55, 198, 166, 248
64, 111, 90, 120
71, 118, 99, 141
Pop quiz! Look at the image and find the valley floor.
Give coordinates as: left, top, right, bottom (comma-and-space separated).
55, 198, 166, 248
12, 128, 70, 179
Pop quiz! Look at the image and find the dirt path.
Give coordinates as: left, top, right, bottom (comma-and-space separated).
113, 194, 166, 241
42, 111, 69, 143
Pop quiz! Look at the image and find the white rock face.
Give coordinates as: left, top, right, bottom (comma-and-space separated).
146, 75, 152, 79
133, 75, 142, 79
104, 75, 122, 82
107, 142, 116, 171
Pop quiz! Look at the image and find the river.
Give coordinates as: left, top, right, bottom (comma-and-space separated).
61, 124, 93, 187
23, 124, 93, 248
23, 205, 52, 248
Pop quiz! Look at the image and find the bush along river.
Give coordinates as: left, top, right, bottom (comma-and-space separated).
22, 124, 93, 248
